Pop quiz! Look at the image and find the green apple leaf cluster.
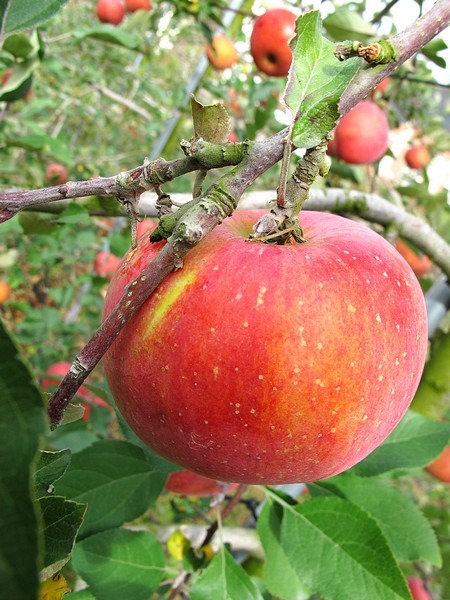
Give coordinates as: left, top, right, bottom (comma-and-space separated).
285, 11, 361, 148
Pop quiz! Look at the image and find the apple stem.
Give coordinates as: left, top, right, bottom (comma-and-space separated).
251, 138, 329, 243
201, 484, 249, 548
276, 122, 295, 208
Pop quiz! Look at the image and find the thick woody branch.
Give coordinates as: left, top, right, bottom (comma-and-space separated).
0, 141, 246, 223
339, 0, 450, 116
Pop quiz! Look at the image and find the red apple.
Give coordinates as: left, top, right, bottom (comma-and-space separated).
407, 577, 432, 600
96, 0, 126, 24
165, 470, 238, 497
136, 219, 157, 239
206, 35, 238, 71
250, 9, 297, 77
125, 0, 152, 11
228, 130, 238, 143
42, 362, 110, 420
94, 251, 121, 279
0, 280, 11, 304
425, 446, 450, 483
405, 145, 430, 170
102, 209, 427, 484
394, 240, 432, 278
45, 163, 68, 186
332, 101, 389, 164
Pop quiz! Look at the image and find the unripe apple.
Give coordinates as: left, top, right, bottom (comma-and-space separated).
165, 470, 238, 497
42, 361, 111, 421
405, 145, 430, 170
96, 0, 126, 24
205, 35, 238, 71
332, 101, 389, 164
394, 240, 432, 278
425, 446, 450, 483
94, 251, 121, 279
125, 0, 152, 11
102, 210, 427, 484
407, 577, 432, 600
0, 280, 11, 304
250, 9, 297, 77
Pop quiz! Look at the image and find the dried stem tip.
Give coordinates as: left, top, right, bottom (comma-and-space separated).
335, 40, 397, 64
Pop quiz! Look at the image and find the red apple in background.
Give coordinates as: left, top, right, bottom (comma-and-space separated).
331, 101, 389, 164
0, 280, 11, 304
165, 470, 238, 497
102, 209, 427, 484
94, 251, 121, 279
394, 240, 432, 278
136, 219, 157, 239
125, 0, 152, 11
425, 446, 450, 483
42, 361, 111, 420
45, 163, 68, 186
228, 130, 238, 143
96, 0, 126, 24
405, 145, 430, 170
372, 77, 391, 96
205, 34, 238, 71
250, 9, 297, 77
407, 577, 432, 600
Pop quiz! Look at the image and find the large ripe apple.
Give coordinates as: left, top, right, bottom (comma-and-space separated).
165, 470, 238, 497
250, 9, 297, 77
331, 101, 389, 164
102, 210, 427, 484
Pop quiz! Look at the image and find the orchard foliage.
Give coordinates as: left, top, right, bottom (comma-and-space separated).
1, 1, 450, 599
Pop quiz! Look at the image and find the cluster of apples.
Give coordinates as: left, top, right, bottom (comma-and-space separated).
96, 0, 152, 25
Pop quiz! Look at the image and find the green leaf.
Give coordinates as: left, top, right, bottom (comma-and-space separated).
2, 33, 35, 58
0, 319, 48, 600
191, 95, 231, 143
352, 411, 450, 477
412, 331, 450, 418
39, 496, 87, 578
421, 38, 447, 68
257, 502, 310, 600
279, 496, 410, 600
65, 591, 96, 600
0, 56, 38, 99
34, 449, 71, 498
286, 11, 360, 148
55, 439, 166, 537
323, 8, 376, 42
74, 25, 141, 49
0, 0, 67, 37
71, 528, 165, 600
4, 134, 71, 163
57, 203, 91, 225
190, 546, 263, 600
317, 474, 441, 566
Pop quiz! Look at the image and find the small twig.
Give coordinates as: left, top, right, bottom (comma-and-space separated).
92, 83, 153, 121
373, 0, 402, 23
201, 484, 249, 548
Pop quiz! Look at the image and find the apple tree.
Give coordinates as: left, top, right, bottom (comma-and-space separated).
1, 1, 450, 599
